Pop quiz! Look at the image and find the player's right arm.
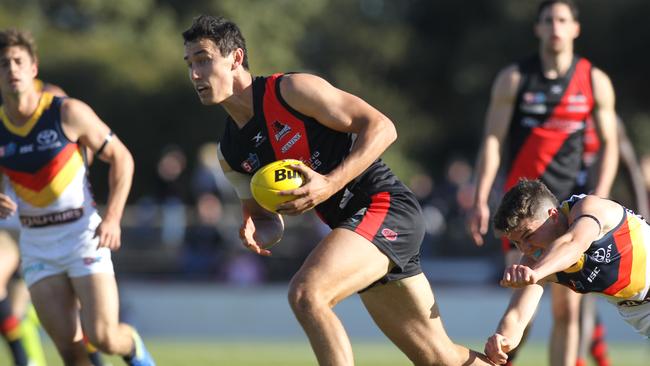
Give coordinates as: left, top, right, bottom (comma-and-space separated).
616, 118, 650, 218
470, 65, 520, 245
217, 145, 283, 256
485, 283, 544, 364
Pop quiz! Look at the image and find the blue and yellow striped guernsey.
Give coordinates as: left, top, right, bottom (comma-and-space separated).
556, 195, 650, 303
0, 93, 95, 222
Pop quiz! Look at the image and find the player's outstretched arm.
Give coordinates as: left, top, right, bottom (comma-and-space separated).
470, 65, 519, 246
485, 284, 544, 364
276, 73, 395, 214
531, 196, 613, 279
61, 98, 134, 250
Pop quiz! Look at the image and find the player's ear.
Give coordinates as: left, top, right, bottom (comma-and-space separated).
31, 57, 39, 79
573, 21, 581, 39
232, 48, 245, 70
548, 207, 560, 221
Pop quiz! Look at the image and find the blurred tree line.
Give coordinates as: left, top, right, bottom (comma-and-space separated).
1, 0, 649, 201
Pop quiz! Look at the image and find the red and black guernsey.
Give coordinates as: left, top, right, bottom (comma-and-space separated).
505, 54, 595, 200
220, 73, 408, 228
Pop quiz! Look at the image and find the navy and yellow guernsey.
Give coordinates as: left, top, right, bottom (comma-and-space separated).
556, 195, 650, 304
0, 93, 96, 229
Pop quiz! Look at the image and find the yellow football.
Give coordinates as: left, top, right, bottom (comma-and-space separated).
250, 159, 305, 213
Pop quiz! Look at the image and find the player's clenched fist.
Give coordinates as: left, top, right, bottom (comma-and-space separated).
484, 333, 513, 365
500, 264, 539, 288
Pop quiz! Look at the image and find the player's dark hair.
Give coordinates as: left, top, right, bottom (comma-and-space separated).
182, 15, 249, 70
493, 179, 559, 235
0, 28, 37, 62
536, 0, 579, 22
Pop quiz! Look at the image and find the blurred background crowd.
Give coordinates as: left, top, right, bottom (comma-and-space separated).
2, 0, 650, 286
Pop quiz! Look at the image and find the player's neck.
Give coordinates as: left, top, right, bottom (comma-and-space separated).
223, 71, 254, 129
1, 88, 41, 127
539, 48, 574, 79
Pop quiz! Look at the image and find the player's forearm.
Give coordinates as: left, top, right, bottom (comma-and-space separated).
104, 151, 134, 222
495, 312, 527, 349
326, 115, 396, 192
621, 145, 650, 217
496, 285, 544, 348
531, 235, 584, 278
593, 142, 618, 198
474, 138, 501, 205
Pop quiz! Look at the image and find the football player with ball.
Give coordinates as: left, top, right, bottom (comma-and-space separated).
183, 15, 493, 366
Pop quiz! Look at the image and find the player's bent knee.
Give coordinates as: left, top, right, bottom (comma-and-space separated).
85, 326, 121, 355
287, 282, 328, 316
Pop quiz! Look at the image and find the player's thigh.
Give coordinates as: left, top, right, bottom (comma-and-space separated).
359, 273, 455, 357
28, 274, 81, 343
8, 278, 31, 318
71, 273, 120, 334
291, 228, 392, 305
550, 282, 582, 319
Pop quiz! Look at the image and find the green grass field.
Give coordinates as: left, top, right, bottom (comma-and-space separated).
2, 339, 648, 365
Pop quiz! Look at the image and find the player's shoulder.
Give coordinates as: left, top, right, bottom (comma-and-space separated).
590, 66, 613, 84
279, 73, 333, 95
59, 97, 87, 116
491, 64, 521, 97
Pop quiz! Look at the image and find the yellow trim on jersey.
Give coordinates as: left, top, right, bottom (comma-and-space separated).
563, 254, 585, 273
10, 149, 83, 207
0, 92, 54, 137
614, 217, 647, 298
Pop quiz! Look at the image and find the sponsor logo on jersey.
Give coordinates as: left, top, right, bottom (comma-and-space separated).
251, 132, 266, 147
349, 207, 365, 223
521, 117, 540, 128
381, 228, 398, 241
308, 151, 322, 170
37, 129, 58, 145
618, 298, 650, 308
19, 144, 34, 154
241, 153, 260, 173
550, 84, 563, 94
272, 120, 292, 141
587, 266, 601, 283
568, 93, 587, 103
541, 118, 585, 133
339, 188, 354, 209
36, 129, 62, 151
523, 92, 546, 104
520, 103, 547, 115
281, 132, 302, 154
0, 142, 17, 158
591, 244, 613, 264
567, 105, 590, 113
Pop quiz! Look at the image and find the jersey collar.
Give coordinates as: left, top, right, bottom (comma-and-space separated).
0, 92, 54, 137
